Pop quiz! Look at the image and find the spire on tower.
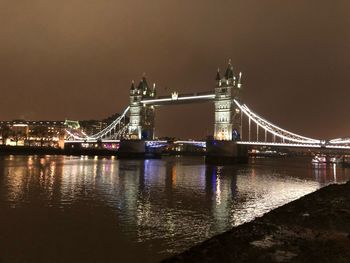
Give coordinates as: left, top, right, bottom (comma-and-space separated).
142, 73, 147, 83
151, 83, 156, 97
138, 79, 143, 90
130, 80, 135, 90
142, 76, 148, 87
129, 80, 136, 95
216, 68, 221, 81
229, 66, 234, 79
237, 72, 242, 88
224, 59, 234, 79
141, 73, 149, 93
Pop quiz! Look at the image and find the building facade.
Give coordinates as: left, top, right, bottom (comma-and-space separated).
0, 120, 66, 147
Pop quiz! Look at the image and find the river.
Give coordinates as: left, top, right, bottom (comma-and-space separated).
0, 155, 349, 262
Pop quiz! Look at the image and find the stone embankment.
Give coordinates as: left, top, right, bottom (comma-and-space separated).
163, 181, 350, 263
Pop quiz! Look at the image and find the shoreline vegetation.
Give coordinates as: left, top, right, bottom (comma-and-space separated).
162, 181, 350, 263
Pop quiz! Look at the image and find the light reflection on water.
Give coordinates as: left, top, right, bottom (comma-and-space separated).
0, 155, 349, 262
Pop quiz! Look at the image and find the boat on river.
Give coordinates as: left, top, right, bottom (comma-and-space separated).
312, 155, 327, 164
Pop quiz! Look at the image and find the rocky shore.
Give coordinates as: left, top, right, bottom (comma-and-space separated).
163, 181, 350, 263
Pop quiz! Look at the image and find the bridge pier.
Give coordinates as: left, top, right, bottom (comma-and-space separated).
205, 140, 248, 164
117, 140, 161, 159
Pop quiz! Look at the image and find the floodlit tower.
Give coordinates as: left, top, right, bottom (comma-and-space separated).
214, 60, 243, 141
128, 80, 143, 139
128, 75, 156, 140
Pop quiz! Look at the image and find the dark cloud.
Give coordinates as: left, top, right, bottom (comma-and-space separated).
0, 0, 349, 139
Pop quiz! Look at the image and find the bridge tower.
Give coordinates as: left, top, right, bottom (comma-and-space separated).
128, 75, 156, 140
207, 60, 247, 164
128, 80, 142, 139
214, 60, 242, 141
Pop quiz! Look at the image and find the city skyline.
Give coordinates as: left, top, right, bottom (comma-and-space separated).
1, 1, 350, 139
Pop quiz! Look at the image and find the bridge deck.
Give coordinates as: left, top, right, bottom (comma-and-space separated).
64, 139, 350, 150
141, 92, 215, 106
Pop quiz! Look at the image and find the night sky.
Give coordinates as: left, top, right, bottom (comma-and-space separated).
1, 0, 349, 140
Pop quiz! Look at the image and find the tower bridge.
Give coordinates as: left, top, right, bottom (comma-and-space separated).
65, 61, 350, 158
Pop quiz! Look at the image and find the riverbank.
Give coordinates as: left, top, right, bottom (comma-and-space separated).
0, 145, 117, 156
0, 145, 164, 159
162, 181, 350, 263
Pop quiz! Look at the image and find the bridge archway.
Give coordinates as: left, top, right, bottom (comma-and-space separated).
152, 103, 213, 140
127, 61, 243, 141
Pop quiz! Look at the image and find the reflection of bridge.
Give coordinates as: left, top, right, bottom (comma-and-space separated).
65, 61, 350, 151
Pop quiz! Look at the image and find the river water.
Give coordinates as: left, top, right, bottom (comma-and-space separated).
0, 155, 349, 262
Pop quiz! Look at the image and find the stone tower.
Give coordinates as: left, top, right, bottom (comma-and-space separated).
128, 80, 142, 139
214, 60, 243, 141
128, 75, 156, 140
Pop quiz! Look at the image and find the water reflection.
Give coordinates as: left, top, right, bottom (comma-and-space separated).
312, 162, 341, 184
0, 156, 349, 262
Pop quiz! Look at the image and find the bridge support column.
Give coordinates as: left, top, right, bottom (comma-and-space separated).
205, 140, 248, 164
117, 140, 161, 159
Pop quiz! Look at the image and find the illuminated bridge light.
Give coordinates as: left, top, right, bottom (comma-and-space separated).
233, 100, 321, 144
237, 141, 322, 148
174, 140, 206, 148
326, 145, 350, 149
141, 94, 215, 104
329, 138, 350, 144
145, 141, 168, 148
